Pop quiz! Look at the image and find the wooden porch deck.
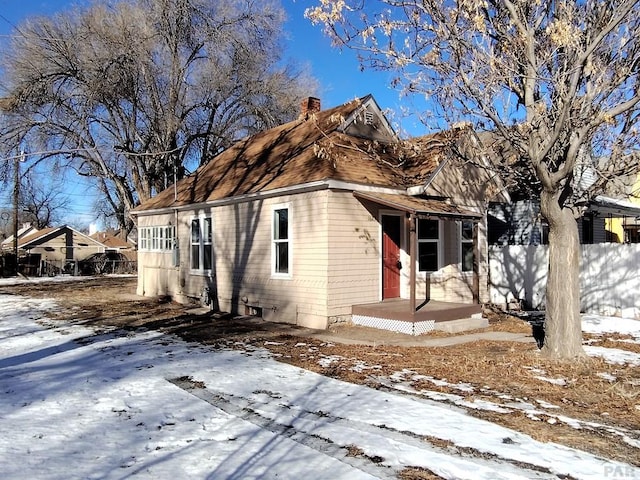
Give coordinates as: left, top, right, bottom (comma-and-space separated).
351, 299, 483, 335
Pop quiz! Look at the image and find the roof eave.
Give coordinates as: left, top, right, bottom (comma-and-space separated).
132, 179, 407, 217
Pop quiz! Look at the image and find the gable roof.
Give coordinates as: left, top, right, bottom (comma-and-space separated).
19, 225, 106, 249
2, 224, 39, 247
134, 95, 490, 214
90, 231, 134, 250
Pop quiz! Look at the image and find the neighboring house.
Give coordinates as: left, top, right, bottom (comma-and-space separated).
1, 222, 39, 251
90, 231, 136, 252
18, 225, 106, 275
480, 131, 640, 245
606, 173, 640, 243
132, 95, 506, 332
487, 155, 640, 245
488, 197, 640, 245
86, 231, 137, 273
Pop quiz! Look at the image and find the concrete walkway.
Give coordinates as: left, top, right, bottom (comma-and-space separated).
301, 326, 536, 347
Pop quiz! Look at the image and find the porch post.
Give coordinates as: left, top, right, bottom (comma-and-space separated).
409, 213, 417, 316
472, 220, 480, 304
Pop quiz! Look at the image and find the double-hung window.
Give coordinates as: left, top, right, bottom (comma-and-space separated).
191, 216, 213, 272
272, 205, 291, 277
418, 218, 439, 272
460, 220, 474, 272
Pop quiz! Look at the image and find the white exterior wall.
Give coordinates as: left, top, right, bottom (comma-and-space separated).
136, 191, 331, 329
137, 212, 179, 298
489, 243, 640, 318
136, 189, 491, 330
26, 237, 104, 263
326, 192, 381, 322
210, 191, 330, 329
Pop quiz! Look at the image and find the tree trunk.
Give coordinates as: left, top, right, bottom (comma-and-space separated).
540, 190, 585, 359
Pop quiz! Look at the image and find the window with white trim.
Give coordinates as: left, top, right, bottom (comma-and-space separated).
418, 218, 439, 272
460, 220, 474, 272
272, 205, 291, 276
138, 226, 175, 251
191, 216, 213, 271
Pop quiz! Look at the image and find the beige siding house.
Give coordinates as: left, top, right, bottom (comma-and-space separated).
132, 95, 505, 332
18, 225, 106, 275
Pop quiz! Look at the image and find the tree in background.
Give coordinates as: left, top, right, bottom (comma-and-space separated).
0, 0, 316, 234
307, 0, 640, 358
19, 168, 70, 229
0, 156, 70, 239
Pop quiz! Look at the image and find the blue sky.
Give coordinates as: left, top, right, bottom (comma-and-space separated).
0, 0, 425, 228
0, 0, 414, 119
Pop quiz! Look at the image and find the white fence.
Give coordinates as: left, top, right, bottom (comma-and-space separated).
488, 244, 640, 319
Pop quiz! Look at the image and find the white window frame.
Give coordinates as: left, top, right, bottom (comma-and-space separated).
190, 215, 213, 273
417, 218, 441, 273
139, 228, 148, 251
459, 220, 474, 273
138, 225, 175, 252
271, 203, 292, 278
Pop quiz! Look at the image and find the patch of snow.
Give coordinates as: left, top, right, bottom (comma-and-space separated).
535, 400, 560, 410
584, 345, 640, 366
597, 372, 617, 382
317, 355, 343, 367
582, 315, 640, 339
533, 376, 568, 386
349, 360, 381, 373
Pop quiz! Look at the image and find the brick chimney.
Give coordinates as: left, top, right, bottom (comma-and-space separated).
300, 97, 321, 119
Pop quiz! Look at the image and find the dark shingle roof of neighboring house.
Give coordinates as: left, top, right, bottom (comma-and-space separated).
90, 232, 134, 250
19, 225, 106, 249
134, 95, 464, 213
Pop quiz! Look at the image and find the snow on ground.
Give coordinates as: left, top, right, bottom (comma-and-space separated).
0, 294, 639, 480
582, 314, 640, 339
0, 274, 134, 287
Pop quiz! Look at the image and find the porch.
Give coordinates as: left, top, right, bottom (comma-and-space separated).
351, 299, 485, 336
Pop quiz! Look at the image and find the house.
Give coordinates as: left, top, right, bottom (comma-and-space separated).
132, 95, 506, 333
487, 196, 640, 245
85, 230, 138, 274
90, 231, 136, 252
485, 144, 640, 245
605, 173, 640, 243
18, 225, 106, 275
1, 222, 39, 251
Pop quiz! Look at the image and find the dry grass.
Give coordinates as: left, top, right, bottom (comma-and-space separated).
3, 277, 639, 471
253, 335, 640, 465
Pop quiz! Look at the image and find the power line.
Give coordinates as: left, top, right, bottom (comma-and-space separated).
0, 12, 19, 32
1, 144, 185, 162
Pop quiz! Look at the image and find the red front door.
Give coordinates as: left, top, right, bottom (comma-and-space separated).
382, 215, 401, 299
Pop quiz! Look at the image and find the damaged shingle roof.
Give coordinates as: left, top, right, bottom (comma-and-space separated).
134, 96, 464, 212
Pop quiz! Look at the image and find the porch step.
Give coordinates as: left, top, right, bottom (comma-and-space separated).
432, 314, 488, 333
351, 300, 485, 336
351, 314, 487, 336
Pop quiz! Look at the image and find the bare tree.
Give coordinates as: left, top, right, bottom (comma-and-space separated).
0, 0, 316, 234
307, 0, 640, 359
19, 168, 70, 229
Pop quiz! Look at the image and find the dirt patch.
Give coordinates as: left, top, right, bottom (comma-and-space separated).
2, 276, 638, 472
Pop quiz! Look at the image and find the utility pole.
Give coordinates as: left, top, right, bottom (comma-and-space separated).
12, 151, 22, 277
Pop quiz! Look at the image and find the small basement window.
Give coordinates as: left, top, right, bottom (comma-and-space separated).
245, 305, 263, 317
